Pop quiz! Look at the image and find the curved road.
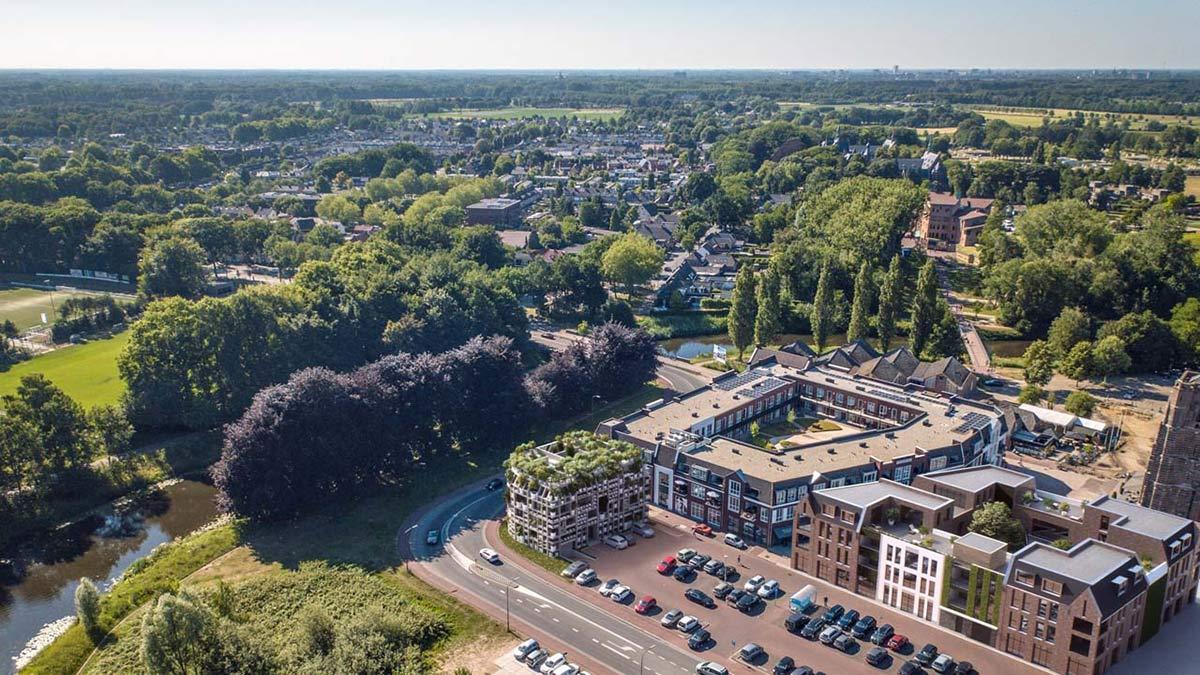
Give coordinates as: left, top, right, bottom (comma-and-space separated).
403, 483, 704, 675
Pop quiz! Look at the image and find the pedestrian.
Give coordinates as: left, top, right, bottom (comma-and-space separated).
737, 554, 741, 565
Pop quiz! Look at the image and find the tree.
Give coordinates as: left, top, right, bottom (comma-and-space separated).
1097, 310, 1180, 373
1022, 340, 1056, 387
75, 577, 102, 638
1058, 341, 1094, 385
305, 223, 343, 248
846, 262, 872, 344
1047, 307, 1091, 357
909, 259, 939, 356
1064, 391, 1099, 418
137, 235, 208, 300
754, 267, 782, 347
876, 255, 902, 350
140, 593, 216, 675
1170, 297, 1200, 362
1018, 384, 1046, 405
1090, 335, 1132, 380
967, 501, 1026, 550
810, 259, 835, 352
315, 194, 361, 224
683, 172, 717, 203
600, 232, 664, 295
728, 265, 757, 358
924, 301, 965, 359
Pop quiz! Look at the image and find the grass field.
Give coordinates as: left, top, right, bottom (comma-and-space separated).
430, 106, 624, 121
970, 105, 1200, 130
0, 287, 118, 331
0, 330, 129, 406
1186, 175, 1200, 199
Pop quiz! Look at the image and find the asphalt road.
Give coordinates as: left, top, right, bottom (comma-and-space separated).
404, 483, 704, 675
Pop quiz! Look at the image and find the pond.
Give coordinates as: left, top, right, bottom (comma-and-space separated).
985, 339, 1032, 359
657, 333, 821, 360
0, 478, 218, 673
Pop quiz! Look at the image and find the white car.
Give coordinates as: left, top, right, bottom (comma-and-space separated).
479, 548, 501, 564
660, 608, 683, 627
677, 547, 697, 562
932, 653, 955, 673
603, 534, 629, 549
757, 579, 780, 598
551, 664, 580, 675
574, 569, 596, 585
598, 579, 620, 596
724, 533, 746, 549
610, 585, 633, 603
696, 663, 729, 675
513, 638, 539, 661
743, 575, 765, 593
525, 649, 548, 667
539, 653, 566, 674
677, 615, 700, 633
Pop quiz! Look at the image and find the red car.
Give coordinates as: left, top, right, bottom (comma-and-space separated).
887, 634, 910, 652
635, 596, 657, 614
692, 523, 714, 537
656, 555, 677, 574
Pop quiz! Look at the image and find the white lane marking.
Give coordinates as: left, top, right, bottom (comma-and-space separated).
441, 491, 498, 543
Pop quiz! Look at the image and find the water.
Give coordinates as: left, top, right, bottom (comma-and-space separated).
660, 334, 1034, 362
985, 339, 1032, 359
0, 479, 218, 672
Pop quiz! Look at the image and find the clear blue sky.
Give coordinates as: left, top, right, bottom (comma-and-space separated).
6, 0, 1198, 70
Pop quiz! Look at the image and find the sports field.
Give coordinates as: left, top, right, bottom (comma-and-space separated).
0, 331, 130, 407
430, 107, 624, 121
0, 287, 114, 331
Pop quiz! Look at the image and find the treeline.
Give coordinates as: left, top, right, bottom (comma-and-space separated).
213, 323, 657, 521
950, 114, 1200, 160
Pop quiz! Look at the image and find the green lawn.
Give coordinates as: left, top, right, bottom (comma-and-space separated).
430, 107, 624, 121
970, 105, 1200, 130
0, 331, 129, 406
0, 287, 115, 331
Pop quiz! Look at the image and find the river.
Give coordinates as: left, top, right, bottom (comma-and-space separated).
0, 478, 218, 673
657, 333, 1032, 361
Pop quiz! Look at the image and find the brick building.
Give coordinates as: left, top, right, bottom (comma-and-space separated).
465, 197, 523, 226
916, 192, 995, 251
1141, 371, 1200, 521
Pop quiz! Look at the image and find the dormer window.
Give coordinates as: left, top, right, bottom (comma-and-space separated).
1016, 571, 1035, 586
1111, 576, 1128, 595
1041, 578, 1063, 597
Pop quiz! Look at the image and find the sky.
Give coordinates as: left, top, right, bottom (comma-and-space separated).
4, 0, 1199, 70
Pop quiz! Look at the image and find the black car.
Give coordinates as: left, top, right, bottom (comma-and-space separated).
899, 660, 926, 675
870, 624, 894, 645
784, 611, 809, 633
685, 588, 715, 608
799, 617, 826, 640
866, 646, 889, 667
773, 656, 795, 675
485, 478, 504, 491
837, 609, 860, 630
852, 615, 877, 639
736, 591, 760, 612
688, 553, 711, 570
833, 634, 856, 653
673, 566, 697, 582
688, 628, 712, 650
915, 644, 938, 666
821, 604, 845, 623
794, 668, 815, 675
725, 588, 746, 606
953, 662, 974, 675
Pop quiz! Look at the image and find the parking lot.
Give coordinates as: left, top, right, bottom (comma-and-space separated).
558, 515, 1048, 675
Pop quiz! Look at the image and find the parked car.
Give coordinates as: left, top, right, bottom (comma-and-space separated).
525, 648, 548, 667
915, 643, 938, 666
677, 548, 697, 563
773, 655, 795, 675
574, 569, 596, 585
562, 560, 587, 578
758, 579, 780, 598
661, 608, 683, 627
837, 609, 860, 630
598, 579, 620, 596
703, 558, 725, 575
852, 615, 877, 639
611, 586, 633, 603
478, 548, 500, 564
725, 588, 746, 606
931, 654, 954, 673
724, 533, 747, 549
688, 628, 712, 650
635, 596, 657, 615
695, 662, 728, 675
953, 661, 974, 675
799, 617, 826, 640
865, 646, 888, 667
425, 530, 440, 545
631, 523, 655, 538
486, 478, 504, 491
687, 553, 711, 570
685, 588, 715, 608
793, 668, 815, 675
899, 660, 926, 675
677, 615, 700, 633
870, 624, 894, 646
693, 523, 714, 537
513, 638, 539, 661
736, 592, 760, 613
818, 625, 841, 645
821, 604, 845, 623
784, 611, 809, 633
887, 634, 910, 652
713, 582, 734, 599
737, 642, 764, 663
550, 664, 579, 675
834, 634, 857, 653
744, 575, 766, 593
539, 653, 566, 674
673, 566, 696, 582
657, 555, 677, 574
603, 534, 628, 549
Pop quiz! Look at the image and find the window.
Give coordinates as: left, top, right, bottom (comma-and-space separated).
775, 490, 786, 503
893, 465, 911, 483
1019, 616, 1028, 633
1038, 600, 1047, 618
862, 470, 878, 483
929, 456, 947, 471
1072, 617, 1094, 634
787, 487, 797, 501
847, 396, 856, 407
729, 481, 741, 496
830, 477, 845, 488
728, 495, 740, 512
1046, 625, 1056, 644
1042, 579, 1063, 597
690, 502, 704, 520
867, 401, 876, 413
1015, 571, 1035, 587
1049, 603, 1059, 621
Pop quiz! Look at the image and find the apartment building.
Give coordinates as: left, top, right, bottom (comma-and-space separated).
1141, 371, 1200, 521
504, 432, 649, 556
916, 191, 995, 251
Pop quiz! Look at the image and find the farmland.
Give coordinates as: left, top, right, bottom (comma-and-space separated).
428, 106, 624, 121
970, 105, 1200, 130
0, 330, 130, 406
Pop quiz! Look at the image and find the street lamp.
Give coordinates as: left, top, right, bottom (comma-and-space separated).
639, 646, 655, 675
505, 580, 519, 634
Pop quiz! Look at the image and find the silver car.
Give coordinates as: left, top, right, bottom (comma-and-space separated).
660, 608, 683, 628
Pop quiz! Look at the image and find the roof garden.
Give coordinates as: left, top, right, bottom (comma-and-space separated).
505, 431, 644, 493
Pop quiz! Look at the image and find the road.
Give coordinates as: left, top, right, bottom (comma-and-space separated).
403, 482, 704, 675
931, 259, 991, 373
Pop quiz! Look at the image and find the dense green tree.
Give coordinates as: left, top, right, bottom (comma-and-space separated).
75, 578, 102, 638
968, 501, 1026, 550
137, 235, 208, 300
1047, 307, 1092, 357
1090, 335, 1132, 380
810, 259, 835, 352
1018, 384, 1046, 405
1096, 310, 1179, 373
1058, 341, 1094, 385
924, 300, 965, 359
1170, 297, 1200, 361
728, 265, 757, 358
1023, 340, 1057, 387
1064, 391, 1099, 418
875, 255, 902, 350
909, 259, 939, 356
600, 232, 664, 294
846, 262, 872, 344
754, 267, 783, 347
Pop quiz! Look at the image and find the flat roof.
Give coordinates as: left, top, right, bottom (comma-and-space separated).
955, 531, 1008, 555
817, 479, 953, 512
467, 197, 521, 209
1015, 540, 1136, 585
1087, 496, 1193, 541
920, 465, 1034, 494
622, 367, 791, 440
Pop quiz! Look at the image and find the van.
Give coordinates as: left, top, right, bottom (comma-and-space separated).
785, 611, 809, 633
603, 534, 628, 549
789, 584, 816, 613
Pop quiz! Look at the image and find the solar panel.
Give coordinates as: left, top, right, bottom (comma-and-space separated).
741, 376, 788, 399
867, 388, 908, 404
714, 370, 768, 391
953, 412, 991, 434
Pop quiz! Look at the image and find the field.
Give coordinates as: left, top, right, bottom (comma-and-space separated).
429, 106, 624, 121
0, 287, 116, 331
1186, 174, 1200, 199
970, 105, 1200, 130
0, 330, 129, 406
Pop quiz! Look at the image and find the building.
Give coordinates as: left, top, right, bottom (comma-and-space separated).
916, 192, 995, 251
596, 343, 1006, 552
504, 431, 649, 556
465, 197, 523, 226
1141, 371, 1200, 521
